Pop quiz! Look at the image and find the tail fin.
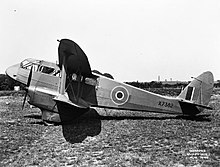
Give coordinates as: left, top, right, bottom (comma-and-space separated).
178, 71, 214, 106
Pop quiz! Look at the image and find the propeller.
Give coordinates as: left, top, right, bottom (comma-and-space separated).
22, 66, 33, 109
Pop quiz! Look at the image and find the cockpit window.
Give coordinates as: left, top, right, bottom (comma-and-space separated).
20, 59, 40, 71
20, 59, 60, 76
39, 66, 54, 74
21, 60, 31, 69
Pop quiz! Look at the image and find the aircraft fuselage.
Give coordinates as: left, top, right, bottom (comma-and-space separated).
6, 58, 211, 122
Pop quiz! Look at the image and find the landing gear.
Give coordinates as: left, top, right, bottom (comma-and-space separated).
41, 110, 61, 123
43, 120, 56, 126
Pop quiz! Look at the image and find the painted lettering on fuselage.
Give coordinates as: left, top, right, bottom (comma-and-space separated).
158, 101, 173, 108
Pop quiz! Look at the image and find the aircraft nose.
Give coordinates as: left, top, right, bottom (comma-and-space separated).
5, 64, 20, 80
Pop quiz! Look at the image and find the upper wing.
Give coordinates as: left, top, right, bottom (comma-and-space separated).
58, 39, 93, 77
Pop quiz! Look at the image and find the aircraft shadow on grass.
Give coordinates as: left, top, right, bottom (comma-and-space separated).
24, 114, 42, 120
100, 114, 211, 122
60, 109, 212, 144
61, 108, 101, 143
24, 114, 46, 125
24, 109, 211, 144
24, 108, 102, 143
175, 114, 211, 122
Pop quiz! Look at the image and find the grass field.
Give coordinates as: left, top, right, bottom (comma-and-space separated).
0, 89, 220, 166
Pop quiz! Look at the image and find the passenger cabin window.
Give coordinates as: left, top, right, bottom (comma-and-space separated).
53, 70, 60, 77
71, 73, 97, 86
39, 66, 54, 74
85, 77, 97, 86
39, 65, 60, 76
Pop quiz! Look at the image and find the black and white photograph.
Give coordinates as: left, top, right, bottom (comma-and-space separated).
0, 0, 220, 166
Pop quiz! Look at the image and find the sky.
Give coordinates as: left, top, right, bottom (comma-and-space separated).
1, 0, 220, 82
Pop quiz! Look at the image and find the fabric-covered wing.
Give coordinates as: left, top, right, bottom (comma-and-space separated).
58, 39, 92, 77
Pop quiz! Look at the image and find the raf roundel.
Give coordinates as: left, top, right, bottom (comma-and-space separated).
111, 86, 129, 105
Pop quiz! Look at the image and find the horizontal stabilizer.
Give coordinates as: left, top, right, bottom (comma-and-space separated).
178, 99, 213, 116
192, 103, 213, 110
53, 94, 89, 109
179, 100, 213, 110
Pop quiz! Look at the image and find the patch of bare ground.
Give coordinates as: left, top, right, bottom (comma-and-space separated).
0, 91, 219, 167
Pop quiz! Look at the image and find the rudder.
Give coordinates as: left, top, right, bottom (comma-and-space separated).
178, 71, 214, 106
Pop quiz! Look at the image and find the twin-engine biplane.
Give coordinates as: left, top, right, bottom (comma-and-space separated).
6, 39, 214, 123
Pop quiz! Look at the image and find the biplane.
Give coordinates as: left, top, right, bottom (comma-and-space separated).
6, 39, 214, 123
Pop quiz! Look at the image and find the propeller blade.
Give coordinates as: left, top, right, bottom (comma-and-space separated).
22, 66, 33, 109
22, 92, 28, 110
27, 66, 33, 87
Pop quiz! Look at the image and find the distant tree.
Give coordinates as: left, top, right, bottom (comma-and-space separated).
0, 74, 24, 91
0, 74, 11, 90
125, 81, 140, 88
125, 81, 151, 89
149, 81, 162, 88
214, 80, 220, 87
164, 84, 171, 88
126, 80, 189, 89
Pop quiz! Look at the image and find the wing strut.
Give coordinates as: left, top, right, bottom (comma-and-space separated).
59, 53, 67, 95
